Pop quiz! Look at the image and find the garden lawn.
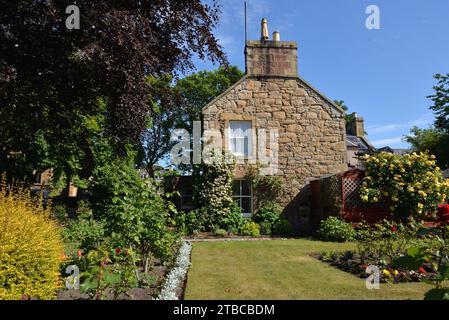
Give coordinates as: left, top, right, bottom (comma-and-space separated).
184, 239, 432, 300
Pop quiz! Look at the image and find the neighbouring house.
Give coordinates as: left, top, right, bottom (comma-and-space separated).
345, 113, 375, 169
377, 146, 410, 156
200, 19, 349, 226
30, 169, 53, 194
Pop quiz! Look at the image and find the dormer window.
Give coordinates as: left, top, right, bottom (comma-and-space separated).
229, 121, 252, 157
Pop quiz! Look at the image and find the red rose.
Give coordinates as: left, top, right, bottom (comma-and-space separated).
77, 249, 82, 257
115, 248, 121, 255
390, 226, 397, 232
418, 267, 426, 274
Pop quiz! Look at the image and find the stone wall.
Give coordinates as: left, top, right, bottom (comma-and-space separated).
202, 76, 348, 228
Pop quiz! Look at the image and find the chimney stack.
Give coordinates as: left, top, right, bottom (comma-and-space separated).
346, 112, 365, 138
245, 18, 298, 77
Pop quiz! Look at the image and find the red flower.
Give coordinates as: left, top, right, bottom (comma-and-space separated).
390, 226, 397, 232
77, 249, 82, 257
418, 267, 426, 274
115, 248, 121, 255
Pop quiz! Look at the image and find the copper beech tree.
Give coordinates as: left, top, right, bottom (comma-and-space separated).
0, 0, 226, 181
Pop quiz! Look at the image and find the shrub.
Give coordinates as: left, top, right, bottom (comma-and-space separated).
90, 154, 178, 263
184, 209, 205, 235
360, 152, 449, 220
356, 218, 425, 265
253, 202, 282, 234
240, 221, 260, 237
61, 217, 105, 250
259, 221, 272, 236
51, 205, 68, 223
318, 216, 356, 242
273, 218, 293, 236
220, 203, 245, 234
0, 182, 64, 299
213, 229, 227, 237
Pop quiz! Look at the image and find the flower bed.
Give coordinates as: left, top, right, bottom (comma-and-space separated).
316, 250, 436, 283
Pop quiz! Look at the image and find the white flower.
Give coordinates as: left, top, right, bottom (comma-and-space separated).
156, 240, 192, 300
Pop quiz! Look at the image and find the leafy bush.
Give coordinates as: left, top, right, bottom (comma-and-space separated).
185, 209, 206, 235
51, 205, 68, 223
360, 152, 449, 219
318, 216, 356, 242
259, 221, 272, 236
356, 218, 425, 265
220, 203, 245, 234
392, 225, 449, 300
213, 229, 227, 237
273, 218, 293, 236
61, 217, 106, 250
174, 210, 205, 235
90, 154, 178, 263
253, 202, 282, 234
0, 181, 64, 299
240, 221, 261, 237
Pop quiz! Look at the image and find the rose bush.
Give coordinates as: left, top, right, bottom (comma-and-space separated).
360, 152, 449, 220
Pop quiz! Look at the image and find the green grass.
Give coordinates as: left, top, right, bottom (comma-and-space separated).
184, 239, 432, 300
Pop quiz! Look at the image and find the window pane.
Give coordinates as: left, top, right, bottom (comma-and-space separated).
236, 137, 244, 154
232, 181, 240, 196
244, 136, 249, 156
241, 180, 251, 195
231, 137, 237, 153
241, 197, 252, 214
229, 121, 252, 156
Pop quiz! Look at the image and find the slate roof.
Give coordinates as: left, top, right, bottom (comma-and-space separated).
346, 134, 375, 153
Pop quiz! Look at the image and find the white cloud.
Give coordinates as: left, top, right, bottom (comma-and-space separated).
366, 113, 433, 135
371, 137, 404, 147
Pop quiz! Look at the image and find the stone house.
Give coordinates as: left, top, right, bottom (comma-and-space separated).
200, 20, 349, 226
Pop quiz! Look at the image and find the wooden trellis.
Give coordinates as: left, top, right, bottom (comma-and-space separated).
311, 169, 390, 224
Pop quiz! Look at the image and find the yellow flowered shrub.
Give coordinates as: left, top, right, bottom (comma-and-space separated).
0, 181, 64, 300
360, 152, 449, 219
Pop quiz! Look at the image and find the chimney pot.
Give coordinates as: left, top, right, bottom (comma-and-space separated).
261, 18, 269, 41
273, 31, 280, 41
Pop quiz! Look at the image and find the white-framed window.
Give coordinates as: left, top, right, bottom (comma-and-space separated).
229, 121, 252, 157
233, 180, 252, 218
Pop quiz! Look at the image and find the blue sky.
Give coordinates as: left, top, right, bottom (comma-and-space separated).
192, 0, 449, 148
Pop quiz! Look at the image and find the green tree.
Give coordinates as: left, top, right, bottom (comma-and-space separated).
176, 66, 244, 129
334, 100, 356, 123
429, 73, 449, 133
404, 126, 449, 170
140, 75, 181, 177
